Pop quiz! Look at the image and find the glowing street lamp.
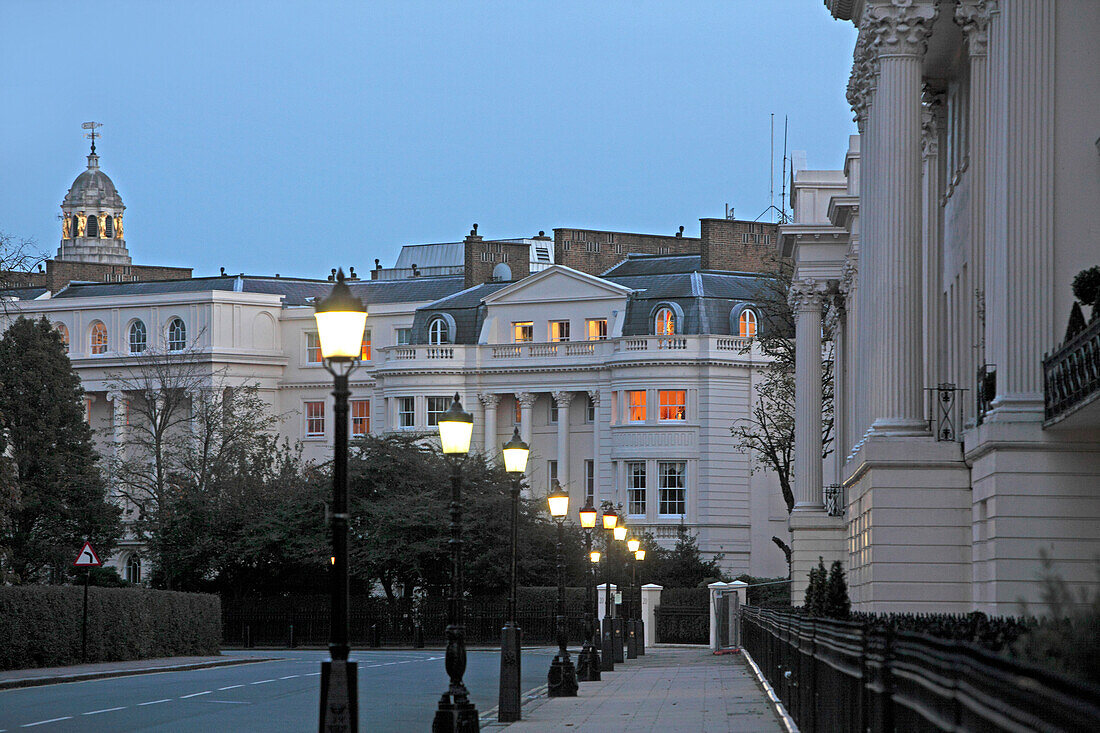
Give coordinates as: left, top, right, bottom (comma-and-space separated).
576, 499, 601, 682
498, 427, 529, 723
546, 482, 578, 697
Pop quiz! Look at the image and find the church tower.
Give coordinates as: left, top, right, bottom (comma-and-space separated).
57, 122, 131, 265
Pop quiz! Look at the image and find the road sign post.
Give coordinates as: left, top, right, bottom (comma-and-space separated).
73, 542, 102, 664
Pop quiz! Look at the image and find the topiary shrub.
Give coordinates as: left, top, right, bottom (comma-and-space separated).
804, 557, 828, 616
824, 560, 851, 619
1071, 265, 1100, 309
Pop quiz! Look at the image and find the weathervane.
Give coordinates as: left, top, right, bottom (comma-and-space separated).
82, 121, 102, 154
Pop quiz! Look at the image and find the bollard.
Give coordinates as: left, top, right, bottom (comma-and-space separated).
414, 624, 425, 648
244, 624, 251, 649
288, 623, 295, 649
370, 622, 382, 648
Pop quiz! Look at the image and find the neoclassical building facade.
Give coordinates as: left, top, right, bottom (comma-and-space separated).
781, 0, 1100, 613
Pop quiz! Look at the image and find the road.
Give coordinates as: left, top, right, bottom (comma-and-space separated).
0, 647, 558, 732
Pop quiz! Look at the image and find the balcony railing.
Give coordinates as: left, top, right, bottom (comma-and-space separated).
824, 484, 846, 517
1044, 315, 1100, 423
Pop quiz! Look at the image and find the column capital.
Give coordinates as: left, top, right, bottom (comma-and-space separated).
587, 389, 600, 406
515, 392, 537, 408
478, 392, 502, 408
106, 389, 124, 403
864, 0, 938, 59
846, 31, 876, 130
551, 390, 575, 407
955, 0, 998, 57
787, 279, 830, 313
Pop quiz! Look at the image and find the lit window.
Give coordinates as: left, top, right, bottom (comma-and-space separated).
585, 460, 595, 504
90, 321, 108, 355
627, 390, 647, 422
351, 399, 370, 437
586, 318, 607, 341
513, 322, 534, 343
739, 309, 758, 338
305, 401, 325, 436
428, 318, 448, 345
654, 307, 676, 335
306, 332, 322, 363
550, 320, 570, 342
514, 397, 522, 425
167, 318, 187, 351
129, 320, 147, 354
659, 390, 686, 421
396, 327, 412, 346
360, 328, 372, 360
547, 460, 557, 491
658, 461, 686, 516
628, 461, 646, 515
56, 323, 69, 353
398, 397, 415, 428
427, 396, 450, 427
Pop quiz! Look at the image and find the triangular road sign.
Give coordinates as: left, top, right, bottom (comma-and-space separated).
73, 541, 102, 567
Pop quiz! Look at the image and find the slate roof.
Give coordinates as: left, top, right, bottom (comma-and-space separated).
410, 281, 511, 345
601, 254, 701, 277
0, 287, 50, 300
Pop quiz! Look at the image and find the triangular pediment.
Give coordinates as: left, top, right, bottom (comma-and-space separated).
483, 265, 633, 305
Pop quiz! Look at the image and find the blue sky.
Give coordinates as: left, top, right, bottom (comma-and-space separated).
2, 1, 857, 278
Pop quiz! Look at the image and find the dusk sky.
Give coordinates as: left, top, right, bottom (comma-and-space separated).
2, 1, 857, 278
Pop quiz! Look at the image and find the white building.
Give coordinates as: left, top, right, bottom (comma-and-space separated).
781, 0, 1100, 613
3, 152, 794, 583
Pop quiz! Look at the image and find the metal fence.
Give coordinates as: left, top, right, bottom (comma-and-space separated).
224, 597, 590, 647
740, 607, 1100, 732
653, 604, 708, 644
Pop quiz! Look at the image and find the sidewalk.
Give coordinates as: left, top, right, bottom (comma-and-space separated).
492, 646, 787, 733
0, 654, 273, 690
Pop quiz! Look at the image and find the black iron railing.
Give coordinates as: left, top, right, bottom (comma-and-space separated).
976, 364, 997, 425
824, 484, 845, 517
925, 383, 966, 441
653, 604, 708, 644
740, 607, 1100, 733
1044, 315, 1100, 423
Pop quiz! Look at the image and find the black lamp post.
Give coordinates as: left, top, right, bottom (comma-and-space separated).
433, 393, 479, 732
612, 522, 628, 664
626, 537, 641, 659
313, 269, 366, 733
599, 506, 617, 672
498, 428, 529, 722
546, 482, 578, 697
634, 548, 646, 656
576, 500, 601, 682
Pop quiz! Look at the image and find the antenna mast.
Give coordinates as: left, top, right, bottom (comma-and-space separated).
780, 115, 789, 223
770, 114, 775, 223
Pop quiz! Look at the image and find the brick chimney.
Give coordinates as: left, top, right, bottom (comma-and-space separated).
463, 224, 531, 287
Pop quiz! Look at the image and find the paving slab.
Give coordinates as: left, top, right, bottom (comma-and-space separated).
492, 646, 785, 733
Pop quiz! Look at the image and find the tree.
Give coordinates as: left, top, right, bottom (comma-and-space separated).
0, 316, 120, 582
731, 255, 835, 572
824, 559, 851, 619
804, 557, 828, 616
0, 230, 46, 307
641, 523, 726, 589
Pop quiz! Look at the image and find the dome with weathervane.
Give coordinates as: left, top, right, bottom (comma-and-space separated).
57, 136, 132, 266
63, 153, 124, 210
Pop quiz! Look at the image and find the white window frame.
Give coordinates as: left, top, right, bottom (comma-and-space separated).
659, 390, 687, 422
167, 318, 187, 352
305, 331, 323, 364
428, 318, 448, 345
586, 318, 607, 341
550, 320, 570, 342
657, 461, 687, 517
627, 390, 647, 423
627, 461, 647, 516
350, 398, 370, 437
397, 396, 416, 429
304, 400, 326, 438
513, 321, 534, 343
128, 320, 148, 354
427, 396, 450, 427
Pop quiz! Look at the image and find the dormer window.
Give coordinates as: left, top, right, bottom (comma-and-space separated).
654, 306, 676, 335
739, 308, 758, 338
428, 317, 449, 345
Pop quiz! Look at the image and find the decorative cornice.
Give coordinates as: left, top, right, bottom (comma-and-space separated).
787, 278, 831, 312
865, 0, 938, 59
955, 0, 997, 57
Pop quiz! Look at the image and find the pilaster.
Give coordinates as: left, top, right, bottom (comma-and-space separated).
789, 279, 830, 511
552, 390, 574, 491
515, 392, 536, 446
588, 390, 601, 502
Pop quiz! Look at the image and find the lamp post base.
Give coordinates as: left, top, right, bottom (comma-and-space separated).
577, 641, 601, 682
626, 620, 638, 659
547, 654, 578, 697
600, 618, 615, 671
318, 659, 359, 733
612, 617, 625, 663
498, 623, 522, 722
432, 688, 480, 732
637, 619, 646, 655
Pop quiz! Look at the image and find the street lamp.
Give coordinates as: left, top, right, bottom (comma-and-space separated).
498, 428, 528, 723
634, 549, 646, 656
576, 499, 601, 682
546, 482, 578, 697
313, 269, 367, 733
599, 505, 620, 670
433, 393, 479, 732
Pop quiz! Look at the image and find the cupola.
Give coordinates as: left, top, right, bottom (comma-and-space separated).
57, 122, 131, 265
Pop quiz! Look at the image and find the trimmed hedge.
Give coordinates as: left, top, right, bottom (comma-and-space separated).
1, 585, 221, 670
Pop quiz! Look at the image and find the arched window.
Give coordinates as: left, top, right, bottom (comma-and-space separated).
129, 320, 148, 353
428, 317, 449, 345
739, 308, 758, 338
126, 555, 142, 584
167, 318, 187, 351
105, 215, 114, 238
90, 321, 108, 355
654, 306, 676, 335
86, 214, 99, 238
56, 323, 70, 353
70, 216, 80, 238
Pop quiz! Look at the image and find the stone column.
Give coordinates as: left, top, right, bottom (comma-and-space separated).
864, 0, 937, 434
790, 279, 829, 511
829, 297, 848, 482
921, 86, 946, 397
478, 393, 500, 455
843, 254, 860, 457
552, 390, 574, 491
588, 390, 600, 501
106, 390, 126, 456
516, 392, 536, 446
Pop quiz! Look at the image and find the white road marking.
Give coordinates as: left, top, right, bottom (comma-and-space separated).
218, 684, 245, 690
82, 707, 127, 716
180, 691, 212, 698
203, 700, 251, 704
138, 699, 171, 706
250, 679, 275, 685
21, 718, 73, 728
279, 674, 300, 679
305, 672, 321, 676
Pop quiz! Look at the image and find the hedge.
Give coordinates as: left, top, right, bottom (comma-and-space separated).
0, 585, 221, 670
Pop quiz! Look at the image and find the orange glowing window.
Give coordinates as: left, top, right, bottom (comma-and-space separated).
305, 401, 325, 436
56, 323, 70, 353
627, 390, 647, 422
90, 322, 108, 355
739, 309, 758, 338
351, 399, 370, 436
659, 390, 686, 421
306, 332, 322, 363
360, 329, 372, 360
654, 307, 675, 335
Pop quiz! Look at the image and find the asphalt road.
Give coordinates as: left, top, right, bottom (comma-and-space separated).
0, 647, 559, 732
